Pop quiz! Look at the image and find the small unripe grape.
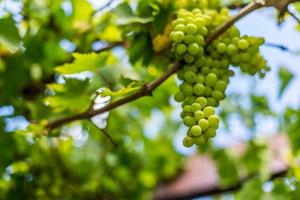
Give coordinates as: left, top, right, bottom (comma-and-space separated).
183, 105, 192, 112
180, 111, 192, 118
180, 83, 193, 96
203, 86, 212, 96
183, 116, 196, 127
174, 92, 186, 102
193, 83, 205, 95
190, 125, 202, 136
185, 96, 196, 105
205, 73, 217, 86
194, 110, 205, 121
183, 136, 193, 147
214, 80, 227, 92
212, 90, 225, 100
203, 106, 215, 117
195, 34, 205, 46
198, 119, 209, 130
183, 70, 196, 83
217, 43, 226, 53
208, 115, 219, 128
201, 66, 210, 75
195, 75, 205, 83
195, 97, 207, 108
176, 44, 187, 55
207, 97, 218, 106
188, 43, 200, 55
206, 128, 216, 138
193, 136, 205, 145
184, 34, 196, 44
191, 103, 202, 112
173, 31, 185, 43
238, 39, 249, 50
194, 17, 205, 27
184, 54, 195, 63
186, 23, 198, 34
227, 44, 237, 55
174, 24, 186, 32
199, 27, 208, 36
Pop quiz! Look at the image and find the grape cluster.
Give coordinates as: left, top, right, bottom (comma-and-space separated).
170, 8, 269, 147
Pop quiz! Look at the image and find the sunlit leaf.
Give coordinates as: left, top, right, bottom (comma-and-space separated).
278, 66, 294, 99
0, 16, 22, 53
55, 52, 110, 74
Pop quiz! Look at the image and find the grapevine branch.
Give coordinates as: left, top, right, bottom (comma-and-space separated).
46, 1, 275, 131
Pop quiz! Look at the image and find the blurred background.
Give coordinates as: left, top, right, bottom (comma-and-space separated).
0, 0, 300, 199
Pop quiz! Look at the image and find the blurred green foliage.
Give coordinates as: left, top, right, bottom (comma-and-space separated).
0, 0, 300, 199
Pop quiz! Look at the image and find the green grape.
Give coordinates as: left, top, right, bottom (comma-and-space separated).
180, 83, 193, 96
203, 87, 212, 96
199, 27, 208, 36
183, 116, 196, 127
194, 17, 205, 27
195, 75, 205, 83
183, 105, 192, 112
184, 54, 195, 63
176, 44, 187, 55
212, 90, 225, 100
217, 43, 226, 53
238, 39, 249, 50
186, 23, 198, 34
208, 115, 219, 128
174, 24, 186, 32
205, 73, 217, 86
183, 70, 196, 83
190, 125, 202, 136
227, 44, 237, 55
206, 128, 216, 138
195, 97, 207, 108
198, 119, 209, 130
188, 43, 200, 55
193, 136, 205, 145
203, 106, 215, 117
207, 97, 218, 106
183, 136, 194, 147
214, 80, 227, 92
194, 109, 205, 120
173, 31, 185, 43
201, 66, 210, 75
191, 103, 202, 112
180, 111, 192, 118
186, 96, 196, 104
195, 34, 205, 46
184, 34, 196, 44
174, 92, 186, 102
193, 83, 205, 95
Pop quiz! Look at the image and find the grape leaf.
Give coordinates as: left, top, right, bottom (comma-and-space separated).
0, 16, 22, 53
55, 52, 110, 74
101, 82, 143, 98
45, 78, 91, 112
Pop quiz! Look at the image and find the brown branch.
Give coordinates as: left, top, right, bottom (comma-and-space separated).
46, 1, 266, 131
155, 169, 288, 200
205, 1, 264, 45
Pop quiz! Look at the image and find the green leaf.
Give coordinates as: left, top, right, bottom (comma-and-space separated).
237, 178, 263, 200
101, 82, 142, 98
0, 16, 22, 53
55, 52, 110, 74
45, 78, 91, 112
112, 2, 153, 25
278, 66, 294, 99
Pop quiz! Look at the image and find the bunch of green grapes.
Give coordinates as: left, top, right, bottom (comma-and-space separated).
170, 8, 269, 147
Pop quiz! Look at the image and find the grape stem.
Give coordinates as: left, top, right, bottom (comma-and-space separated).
205, 1, 264, 45
45, 1, 279, 131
